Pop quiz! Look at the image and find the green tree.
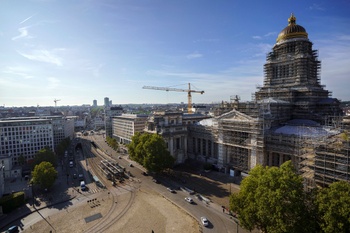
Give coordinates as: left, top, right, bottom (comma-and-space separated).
143, 134, 175, 173
55, 137, 71, 157
128, 133, 174, 173
31, 161, 58, 190
106, 136, 119, 151
316, 181, 350, 233
32, 147, 58, 169
128, 132, 149, 164
18, 154, 26, 165
229, 161, 313, 233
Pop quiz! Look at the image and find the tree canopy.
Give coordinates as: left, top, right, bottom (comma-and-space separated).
316, 180, 350, 233
128, 132, 175, 173
230, 161, 313, 233
32, 146, 58, 169
55, 137, 71, 157
106, 136, 119, 151
31, 161, 58, 190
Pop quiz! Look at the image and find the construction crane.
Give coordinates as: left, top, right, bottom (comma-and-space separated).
54, 99, 61, 108
143, 83, 204, 114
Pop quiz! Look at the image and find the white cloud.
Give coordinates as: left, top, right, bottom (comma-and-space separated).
2, 66, 34, 79
309, 4, 325, 11
17, 49, 64, 66
186, 52, 203, 59
12, 27, 32, 40
264, 32, 276, 37
253, 32, 276, 40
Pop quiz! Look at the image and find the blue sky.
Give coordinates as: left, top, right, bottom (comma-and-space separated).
1, 0, 350, 107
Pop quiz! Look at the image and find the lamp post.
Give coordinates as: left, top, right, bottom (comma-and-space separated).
29, 183, 34, 207
233, 218, 239, 233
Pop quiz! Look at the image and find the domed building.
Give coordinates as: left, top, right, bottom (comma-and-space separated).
255, 13, 341, 122
188, 14, 347, 188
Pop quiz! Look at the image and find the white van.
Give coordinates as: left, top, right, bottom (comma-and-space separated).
80, 181, 86, 191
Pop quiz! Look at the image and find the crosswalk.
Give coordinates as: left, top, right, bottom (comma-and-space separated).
88, 187, 101, 194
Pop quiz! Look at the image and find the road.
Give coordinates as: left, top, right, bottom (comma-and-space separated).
17, 132, 247, 233
90, 133, 243, 233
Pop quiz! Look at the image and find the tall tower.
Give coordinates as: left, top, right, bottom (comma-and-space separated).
104, 97, 109, 108
93, 99, 97, 107
255, 14, 342, 122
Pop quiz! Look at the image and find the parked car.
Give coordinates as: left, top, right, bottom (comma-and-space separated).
142, 171, 148, 176
185, 197, 193, 203
129, 163, 133, 167
78, 174, 84, 180
201, 216, 209, 227
73, 173, 77, 179
152, 179, 160, 184
167, 188, 176, 193
5, 225, 19, 233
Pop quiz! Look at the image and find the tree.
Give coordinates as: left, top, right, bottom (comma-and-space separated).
316, 181, 350, 233
32, 146, 58, 169
55, 137, 71, 157
128, 132, 149, 164
18, 154, 26, 165
31, 161, 58, 190
229, 161, 313, 233
143, 134, 175, 173
106, 136, 119, 151
128, 133, 175, 173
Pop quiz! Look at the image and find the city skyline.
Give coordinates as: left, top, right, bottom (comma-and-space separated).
1, 0, 350, 107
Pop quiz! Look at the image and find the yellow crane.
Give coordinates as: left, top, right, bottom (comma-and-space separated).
143, 83, 204, 114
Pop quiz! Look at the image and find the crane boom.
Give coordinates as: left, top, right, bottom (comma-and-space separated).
143, 83, 204, 114
54, 99, 61, 107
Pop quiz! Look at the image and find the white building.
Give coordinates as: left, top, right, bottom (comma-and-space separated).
112, 114, 148, 144
0, 118, 54, 166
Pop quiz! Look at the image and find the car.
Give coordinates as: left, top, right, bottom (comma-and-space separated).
167, 188, 176, 193
152, 179, 160, 184
73, 173, 77, 179
142, 171, 148, 176
80, 181, 86, 191
78, 174, 84, 180
185, 197, 193, 203
118, 156, 122, 159
201, 216, 209, 227
5, 225, 19, 233
129, 163, 133, 167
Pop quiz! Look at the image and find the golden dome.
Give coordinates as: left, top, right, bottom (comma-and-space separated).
276, 14, 308, 43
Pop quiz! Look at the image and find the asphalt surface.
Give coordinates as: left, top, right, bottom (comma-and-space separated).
1, 134, 244, 232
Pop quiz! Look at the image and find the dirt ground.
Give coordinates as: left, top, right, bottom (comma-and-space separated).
23, 187, 200, 233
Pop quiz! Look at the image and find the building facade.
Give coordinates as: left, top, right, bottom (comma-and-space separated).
0, 118, 54, 167
112, 114, 148, 144
188, 14, 347, 187
144, 111, 210, 164
105, 106, 123, 137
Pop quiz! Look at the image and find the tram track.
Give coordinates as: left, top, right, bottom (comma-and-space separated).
81, 136, 138, 233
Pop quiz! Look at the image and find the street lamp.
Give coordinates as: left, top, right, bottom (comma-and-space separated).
233, 218, 239, 233
28, 183, 34, 207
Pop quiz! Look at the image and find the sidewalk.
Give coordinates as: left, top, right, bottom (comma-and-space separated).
0, 166, 77, 231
